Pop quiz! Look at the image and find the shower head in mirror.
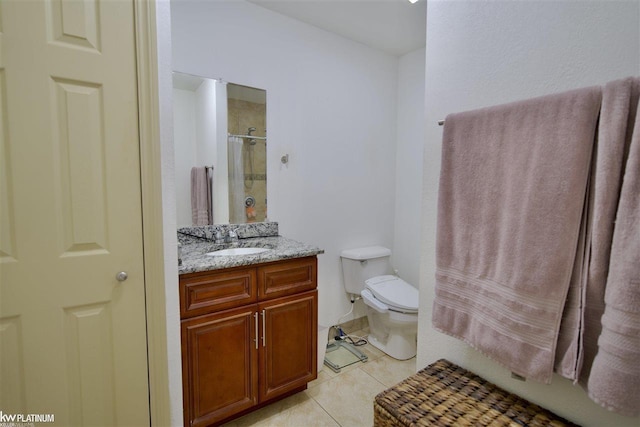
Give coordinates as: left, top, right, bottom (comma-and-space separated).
247, 127, 258, 145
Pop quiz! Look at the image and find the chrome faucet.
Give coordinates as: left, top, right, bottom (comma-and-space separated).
226, 228, 239, 243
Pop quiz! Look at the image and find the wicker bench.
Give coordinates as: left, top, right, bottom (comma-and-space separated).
374, 359, 578, 427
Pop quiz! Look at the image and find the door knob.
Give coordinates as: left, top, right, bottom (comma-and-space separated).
115, 271, 128, 282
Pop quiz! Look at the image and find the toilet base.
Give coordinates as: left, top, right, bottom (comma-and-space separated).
368, 333, 417, 360
366, 304, 418, 360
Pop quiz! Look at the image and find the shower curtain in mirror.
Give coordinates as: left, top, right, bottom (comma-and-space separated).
228, 136, 245, 224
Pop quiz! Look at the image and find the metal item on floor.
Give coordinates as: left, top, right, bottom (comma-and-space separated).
323, 340, 368, 373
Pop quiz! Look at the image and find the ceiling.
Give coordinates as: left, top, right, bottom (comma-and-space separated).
245, 0, 427, 56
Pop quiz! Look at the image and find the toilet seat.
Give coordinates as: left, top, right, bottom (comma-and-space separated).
364, 275, 419, 313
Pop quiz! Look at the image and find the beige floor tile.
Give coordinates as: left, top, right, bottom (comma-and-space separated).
221, 393, 305, 427
357, 340, 386, 362
221, 331, 417, 426
360, 356, 416, 388
320, 365, 340, 379
306, 368, 387, 427
223, 391, 338, 427
308, 368, 335, 389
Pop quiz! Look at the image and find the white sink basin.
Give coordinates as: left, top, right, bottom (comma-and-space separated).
206, 247, 271, 256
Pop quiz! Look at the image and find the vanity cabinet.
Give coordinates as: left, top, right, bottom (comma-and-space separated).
180, 257, 318, 427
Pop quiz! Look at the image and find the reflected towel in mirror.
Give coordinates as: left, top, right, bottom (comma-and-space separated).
191, 166, 213, 225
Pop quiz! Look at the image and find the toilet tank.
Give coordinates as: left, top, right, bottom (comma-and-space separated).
340, 246, 392, 294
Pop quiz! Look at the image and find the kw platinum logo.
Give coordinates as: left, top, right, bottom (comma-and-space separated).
0, 411, 55, 425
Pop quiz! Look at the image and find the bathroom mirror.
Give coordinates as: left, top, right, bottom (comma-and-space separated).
173, 72, 267, 226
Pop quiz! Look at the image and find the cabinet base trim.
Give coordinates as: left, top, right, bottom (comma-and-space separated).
213, 385, 307, 427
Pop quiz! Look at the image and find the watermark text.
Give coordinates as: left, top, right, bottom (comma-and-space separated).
0, 411, 54, 426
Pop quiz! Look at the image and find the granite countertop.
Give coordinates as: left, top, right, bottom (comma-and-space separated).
178, 235, 324, 275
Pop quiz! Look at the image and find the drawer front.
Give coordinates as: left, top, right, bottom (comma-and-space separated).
258, 257, 317, 300
180, 267, 257, 318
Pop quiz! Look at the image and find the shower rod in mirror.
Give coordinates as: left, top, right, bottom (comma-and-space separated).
229, 133, 267, 140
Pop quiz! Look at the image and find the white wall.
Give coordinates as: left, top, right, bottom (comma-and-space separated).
195, 79, 226, 224
418, 2, 640, 426
393, 48, 425, 286
174, 80, 230, 226
195, 79, 217, 171
171, 0, 399, 328
214, 81, 230, 224
173, 88, 196, 226
153, 1, 183, 425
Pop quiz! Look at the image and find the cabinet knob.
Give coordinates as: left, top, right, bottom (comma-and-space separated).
115, 271, 129, 282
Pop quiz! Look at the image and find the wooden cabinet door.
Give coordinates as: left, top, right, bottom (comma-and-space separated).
182, 306, 259, 427
259, 290, 317, 402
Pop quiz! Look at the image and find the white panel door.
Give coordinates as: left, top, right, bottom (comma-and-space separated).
0, 0, 150, 425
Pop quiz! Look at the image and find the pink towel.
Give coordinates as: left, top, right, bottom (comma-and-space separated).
586, 78, 640, 416
554, 196, 590, 381
559, 78, 639, 385
191, 166, 212, 226
433, 87, 602, 383
556, 78, 640, 381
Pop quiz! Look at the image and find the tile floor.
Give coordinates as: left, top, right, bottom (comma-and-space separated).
222, 328, 416, 427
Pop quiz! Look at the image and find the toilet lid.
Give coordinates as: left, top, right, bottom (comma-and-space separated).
365, 275, 419, 312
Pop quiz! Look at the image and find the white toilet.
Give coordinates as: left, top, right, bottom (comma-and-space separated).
340, 246, 419, 360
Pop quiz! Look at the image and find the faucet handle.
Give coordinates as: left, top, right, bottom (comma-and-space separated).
228, 228, 239, 239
